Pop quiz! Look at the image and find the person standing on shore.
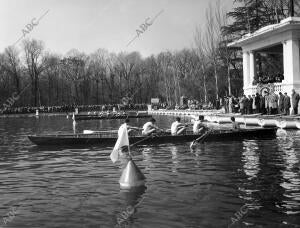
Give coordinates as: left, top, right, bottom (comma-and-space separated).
228, 96, 233, 113
259, 94, 265, 114
264, 91, 270, 115
291, 89, 300, 115
278, 92, 284, 114
251, 95, 256, 113
224, 97, 229, 113
255, 93, 260, 113
283, 92, 291, 115
248, 95, 253, 114
239, 95, 246, 115
231, 117, 240, 130
269, 92, 278, 114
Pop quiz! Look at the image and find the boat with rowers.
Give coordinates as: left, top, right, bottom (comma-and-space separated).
73, 111, 152, 121
74, 114, 152, 121
28, 127, 277, 146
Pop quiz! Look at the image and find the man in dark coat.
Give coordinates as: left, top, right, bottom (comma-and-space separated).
259, 94, 265, 114
278, 92, 284, 114
248, 95, 253, 114
283, 92, 291, 115
239, 95, 247, 115
255, 93, 260, 113
291, 89, 300, 114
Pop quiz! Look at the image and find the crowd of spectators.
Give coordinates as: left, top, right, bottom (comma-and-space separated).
253, 72, 284, 85
221, 89, 300, 115
0, 103, 148, 115
2, 90, 300, 116
153, 99, 214, 110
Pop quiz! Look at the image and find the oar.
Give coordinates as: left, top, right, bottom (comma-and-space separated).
128, 128, 169, 149
129, 135, 154, 149
83, 129, 118, 134
190, 130, 212, 149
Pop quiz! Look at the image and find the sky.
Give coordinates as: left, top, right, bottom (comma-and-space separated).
0, 0, 234, 57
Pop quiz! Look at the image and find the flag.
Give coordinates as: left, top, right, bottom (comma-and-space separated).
110, 123, 129, 163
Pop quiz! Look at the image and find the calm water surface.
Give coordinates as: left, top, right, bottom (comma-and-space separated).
0, 115, 299, 228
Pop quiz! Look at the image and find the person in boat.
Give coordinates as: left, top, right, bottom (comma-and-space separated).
142, 118, 162, 136
121, 118, 140, 135
192, 115, 207, 135
231, 116, 240, 130
171, 117, 187, 135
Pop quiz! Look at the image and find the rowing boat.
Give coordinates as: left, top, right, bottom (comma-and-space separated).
28, 128, 277, 146
74, 114, 152, 121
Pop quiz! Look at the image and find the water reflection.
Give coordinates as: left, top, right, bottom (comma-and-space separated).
1, 116, 300, 227
170, 146, 179, 173
277, 128, 288, 137
115, 186, 146, 227
72, 120, 77, 134
242, 140, 260, 180
141, 147, 153, 172
240, 140, 262, 210
277, 135, 300, 215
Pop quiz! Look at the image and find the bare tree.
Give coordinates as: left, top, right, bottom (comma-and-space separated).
43, 53, 61, 105
203, 1, 225, 100
194, 27, 209, 104
3, 46, 22, 94
23, 39, 46, 106
60, 52, 86, 105
88, 48, 109, 104
157, 52, 174, 106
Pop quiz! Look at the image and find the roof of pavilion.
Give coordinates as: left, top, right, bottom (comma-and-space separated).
228, 17, 300, 48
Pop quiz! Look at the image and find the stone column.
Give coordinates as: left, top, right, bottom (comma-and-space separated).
283, 39, 300, 114
283, 39, 300, 87
249, 51, 256, 94
243, 51, 250, 94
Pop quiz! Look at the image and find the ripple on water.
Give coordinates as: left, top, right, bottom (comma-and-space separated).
0, 116, 299, 227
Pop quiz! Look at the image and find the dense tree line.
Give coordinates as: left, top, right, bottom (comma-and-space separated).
0, 0, 298, 110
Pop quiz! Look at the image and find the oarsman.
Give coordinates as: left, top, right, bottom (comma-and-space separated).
192, 115, 207, 134
121, 118, 140, 135
142, 118, 162, 136
283, 92, 291, 115
291, 89, 300, 114
231, 117, 240, 130
171, 117, 187, 135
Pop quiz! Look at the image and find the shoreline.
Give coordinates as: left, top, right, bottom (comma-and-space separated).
148, 109, 300, 129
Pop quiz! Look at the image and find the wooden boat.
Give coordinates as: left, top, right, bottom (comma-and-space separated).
244, 117, 259, 126
28, 128, 277, 146
258, 118, 277, 127
216, 115, 232, 124
74, 114, 152, 121
296, 121, 300, 129
275, 119, 299, 129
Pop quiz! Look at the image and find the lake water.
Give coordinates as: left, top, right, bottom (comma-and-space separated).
0, 115, 299, 228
